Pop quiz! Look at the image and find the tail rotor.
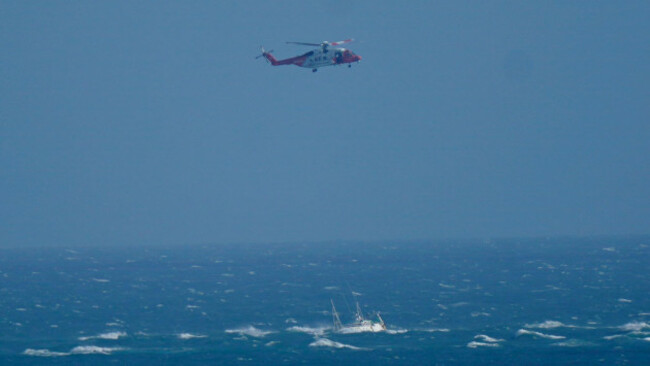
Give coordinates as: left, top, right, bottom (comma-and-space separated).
255, 46, 274, 61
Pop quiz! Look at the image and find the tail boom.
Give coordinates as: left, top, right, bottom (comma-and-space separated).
258, 48, 309, 67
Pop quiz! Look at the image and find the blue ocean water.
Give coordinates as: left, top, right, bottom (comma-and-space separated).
1, 237, 649, 365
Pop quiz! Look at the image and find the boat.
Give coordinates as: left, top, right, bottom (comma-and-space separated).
331, 298, 386, 333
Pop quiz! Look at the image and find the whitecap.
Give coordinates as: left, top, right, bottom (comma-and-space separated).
386, 329, 409, 334
225, 326, 273, 338
618, 298, 632, 303
177, 333, 207, 340
524, 320, 566, 329
25, 345, 125, 357
516, 329, 565, 340
287, 325, 330, 337
603, 334, 625, 340
619, 321, 649, 332
475, 334, 504, 343
92, 278, 110, 283
23, 349, 69, 357
309, 338, 368, 350
552, 339, 594, 347
78, 331, 126, 341
70, 346, 124, 355
421, 328, 450, 333
467, 341, 500, 348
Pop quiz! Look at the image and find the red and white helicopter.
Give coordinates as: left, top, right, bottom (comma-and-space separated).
256, 39, 362, 72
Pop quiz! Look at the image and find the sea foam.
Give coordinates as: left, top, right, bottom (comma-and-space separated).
70, 346, 124, 355
287, 325, 330, 337
309, 338, 367, 350
23, 346, 124, 357
23, 349, 69, 357
420, 328, 450, 333
467, 341, 500, 348
474, 334, 504, 343
516, 329, 566, 340
386, 328, 409, 334
225, 326, 273, 338
524, 320, 567, 329
177, 333, 207, 339
619, 321, 649, 332
78, 331, 127, 341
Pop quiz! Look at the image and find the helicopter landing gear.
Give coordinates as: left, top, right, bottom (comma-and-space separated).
312, 68, 317, 72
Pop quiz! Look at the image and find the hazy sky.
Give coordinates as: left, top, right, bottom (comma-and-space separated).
2, 1, 649, 247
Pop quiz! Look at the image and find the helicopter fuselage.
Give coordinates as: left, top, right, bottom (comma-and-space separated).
262, 47, 361, 71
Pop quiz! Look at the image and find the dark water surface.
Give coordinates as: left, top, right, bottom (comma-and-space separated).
1, 237, 649, 364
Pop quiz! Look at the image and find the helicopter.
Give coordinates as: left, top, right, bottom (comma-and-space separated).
256, 39, 362, 72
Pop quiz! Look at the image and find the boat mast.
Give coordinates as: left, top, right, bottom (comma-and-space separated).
376, 312, 386, 328
331, 299, 343, 330
355, 301, 364, 323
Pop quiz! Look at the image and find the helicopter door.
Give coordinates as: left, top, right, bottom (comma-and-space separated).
335, 51, 343, 64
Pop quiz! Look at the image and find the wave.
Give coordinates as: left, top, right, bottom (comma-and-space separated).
386, 329, 408, 334
619, 321, 650, 332
419, 328, 450, 333
177, 333, 207, 340
516, 329, 565, 340
467, 341, 500, 348
70, 346, 124, 355
474, 334, 504, 343
309, 338, 368, 351
287, 325, 330, 337
23, 349, 69, 357
552, 339, 595, 347
225, 326, 273, 338
78, 331, 127, 341
524, 320, 567, 329
603, 334, 625, 340
23, 346, 125, 357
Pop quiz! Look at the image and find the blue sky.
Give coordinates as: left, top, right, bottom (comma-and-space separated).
2, 1, 649, 247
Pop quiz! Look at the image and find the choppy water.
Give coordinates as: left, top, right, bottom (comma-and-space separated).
1, 237, 649, 364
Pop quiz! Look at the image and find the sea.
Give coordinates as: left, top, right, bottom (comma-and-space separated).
1, 236, 649, 365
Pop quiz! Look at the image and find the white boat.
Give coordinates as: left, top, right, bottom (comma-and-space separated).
331, 299, 386, 334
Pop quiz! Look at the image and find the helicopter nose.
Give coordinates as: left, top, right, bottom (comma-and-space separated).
356, 55, 362, 61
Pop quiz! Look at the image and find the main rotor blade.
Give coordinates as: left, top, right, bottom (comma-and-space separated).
329, 39, 354, 46
286, 41, 321, 46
